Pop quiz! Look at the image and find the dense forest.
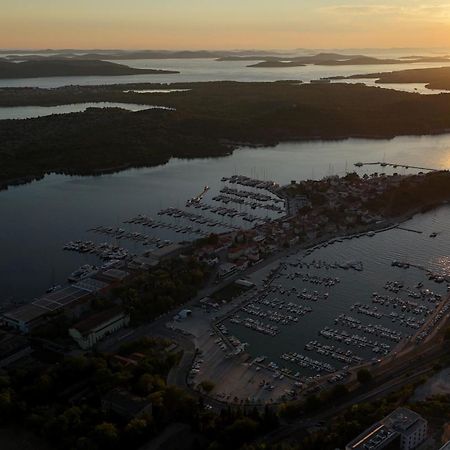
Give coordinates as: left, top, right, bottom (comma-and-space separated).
0, 337, 280, 450
344, 66, 450, 90
113, 258, 210, 324
0, 59, 178, 78
2, 82, 450, 190
364, 171, 450, 214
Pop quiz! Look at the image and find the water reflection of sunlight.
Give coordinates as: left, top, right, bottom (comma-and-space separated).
431, 256, 450, 276
438, 148, 450, 169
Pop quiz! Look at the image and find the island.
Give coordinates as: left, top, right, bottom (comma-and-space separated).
0, 59, 179, 79
241, 53, 450, 68
2, 81, 450, 190
0, 49, 288, 61
330, 66, 450, 91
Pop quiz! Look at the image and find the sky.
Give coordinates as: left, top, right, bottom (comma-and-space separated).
1, 0, 450, 50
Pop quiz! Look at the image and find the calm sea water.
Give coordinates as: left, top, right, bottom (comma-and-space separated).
0, 134, 449, 305
0, 59, 448, 121
1, 58, 450, 89
226, 206, 450, 376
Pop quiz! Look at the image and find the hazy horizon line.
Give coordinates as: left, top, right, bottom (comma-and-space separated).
1, 46, 450, 53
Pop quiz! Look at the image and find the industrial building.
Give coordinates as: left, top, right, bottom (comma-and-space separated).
68, 307, 130, 349
1, 267, 130, 333
346, 408, 427, 450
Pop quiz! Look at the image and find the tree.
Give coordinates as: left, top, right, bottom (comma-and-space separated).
328, 384, 349, 400
357, 369, 373, 385
0, 389, 14, 419
444, 327, 450, 341
125, 417, 150, 445
199, 380, 215, 394
278, 401, 303, 420
75, 437, 98, 450
304, 394, 321, 413
93, 422, 119, 449
225, 417, 259, 447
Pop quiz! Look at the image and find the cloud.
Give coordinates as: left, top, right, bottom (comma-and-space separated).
321, 3, 450, 21
321, 5, 397, 15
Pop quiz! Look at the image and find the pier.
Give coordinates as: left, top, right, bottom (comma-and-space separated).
354, 161, 438, 172
396, 226, 423, 234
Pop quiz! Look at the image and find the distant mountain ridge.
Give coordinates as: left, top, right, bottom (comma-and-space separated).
1, 49, 291, 62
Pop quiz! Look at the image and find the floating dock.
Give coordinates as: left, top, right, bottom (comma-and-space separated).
354, 162, 438, 172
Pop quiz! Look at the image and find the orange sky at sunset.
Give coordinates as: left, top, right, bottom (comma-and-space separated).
1, 1, 450, 49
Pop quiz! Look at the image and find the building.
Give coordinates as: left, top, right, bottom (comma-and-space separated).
218, 262, 238, 279
1, 265, 128, 334
174, 309, 192, 321
129, 254, 160, 271
346, 422, 397, 450
147, 243, 186, 261
384, 408, 428, 450
69, 307, 130, 350
235, 279, 255, 289
1, 285, 94, 333
346, 408, 427, 450
102, 389, 152, 420
2, 303, 50, 333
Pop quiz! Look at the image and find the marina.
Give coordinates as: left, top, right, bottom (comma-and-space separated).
63, 240, 130, 260
16, 160, 446, 405
222, 208, 450, 381
55, 175, 285, 280
1, 134, 450, 304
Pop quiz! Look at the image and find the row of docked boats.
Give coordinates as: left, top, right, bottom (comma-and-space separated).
63, 240, 129, 260
126, 214, 208, 236
221, 175, 279, 191
212, 193, 285, 214
304, 340, 364, 364
319, 328, 392, 353
280, 352, 335, 374
230, 316, 279, 336
89, 225, 176, 245
221, 185, 283, 203
241, 302, 310, 325
267, 284, 329, 302
282, 271, 340, 287
187, 200, 265, 224
372, 294, 432, 316
158, 207, 238, 230
285, 258, 363, 272
334, 315, 403, 342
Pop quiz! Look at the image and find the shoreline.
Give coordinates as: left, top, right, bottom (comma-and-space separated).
1, 130, 450, 193
179, 201, 450, 406
3, 81, 450, 191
